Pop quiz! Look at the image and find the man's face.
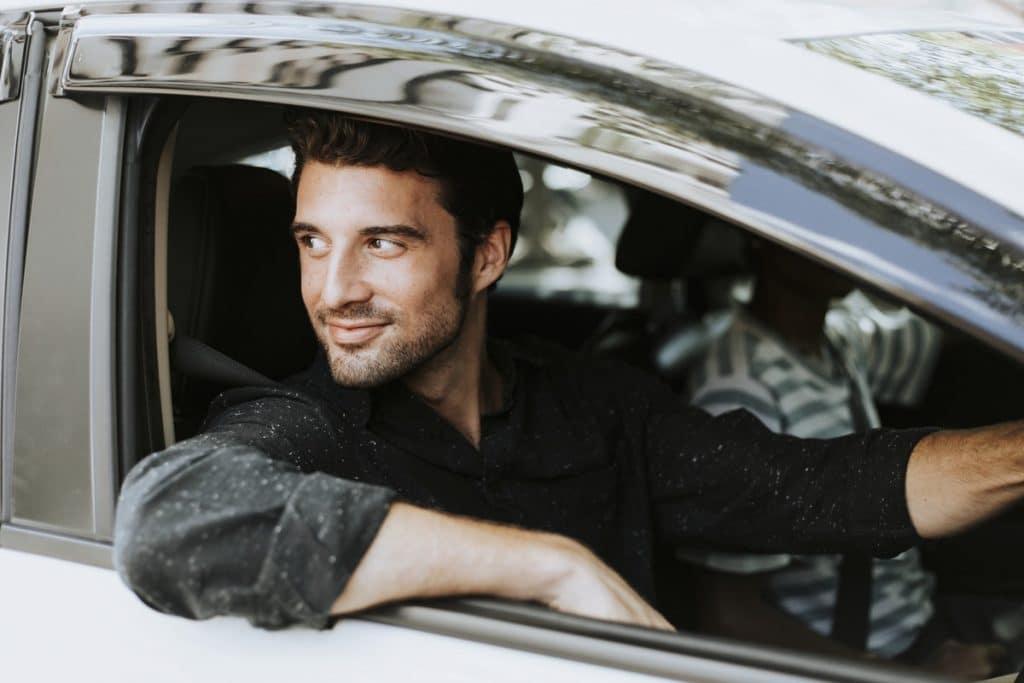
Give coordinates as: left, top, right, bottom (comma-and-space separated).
292, 161, 469, 388
760, 243, 854, 301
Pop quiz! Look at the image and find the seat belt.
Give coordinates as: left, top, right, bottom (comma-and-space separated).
170, 333, 280, 389
826, 332, 879, 651
832, 552, 873, 650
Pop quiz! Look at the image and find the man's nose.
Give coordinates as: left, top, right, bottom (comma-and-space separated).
321, 252, 373, 309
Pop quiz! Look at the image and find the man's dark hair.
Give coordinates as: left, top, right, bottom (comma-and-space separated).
285, 108, 523, 289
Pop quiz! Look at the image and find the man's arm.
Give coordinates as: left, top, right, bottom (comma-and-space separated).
906, 420, 1024, 539
330, 502, 673, 630
115, 389, 671, 630
114, 432, 394, 629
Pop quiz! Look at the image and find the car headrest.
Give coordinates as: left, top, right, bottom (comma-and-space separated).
615, 193, 708, 280
168, 165, 317, 384
615, 192, 749, 281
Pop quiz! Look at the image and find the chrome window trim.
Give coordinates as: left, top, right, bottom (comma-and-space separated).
0, 15, 42, 525
363, 600, 940, 683
0, 12, 28, 103
50, 2, 1024, 362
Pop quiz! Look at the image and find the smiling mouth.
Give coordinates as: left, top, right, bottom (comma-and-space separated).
327, 321, 389, 345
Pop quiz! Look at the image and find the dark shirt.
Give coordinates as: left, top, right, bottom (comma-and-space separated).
113, 339, 930, 629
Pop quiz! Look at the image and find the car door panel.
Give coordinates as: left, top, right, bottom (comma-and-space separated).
10, 90, 123, 536
3, 547, 775, 683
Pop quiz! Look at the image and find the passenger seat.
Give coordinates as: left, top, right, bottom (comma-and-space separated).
593, 191, 747, 383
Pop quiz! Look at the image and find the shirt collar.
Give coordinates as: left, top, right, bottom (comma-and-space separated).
308, 337, 543, 429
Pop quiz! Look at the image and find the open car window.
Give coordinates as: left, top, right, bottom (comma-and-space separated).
143, 94, 1024, 682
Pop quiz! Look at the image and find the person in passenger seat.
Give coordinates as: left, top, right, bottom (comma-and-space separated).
684, 241, 1004, 678
113, 109, 1024, 642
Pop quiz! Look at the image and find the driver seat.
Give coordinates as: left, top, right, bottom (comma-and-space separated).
167, 164, 318, 438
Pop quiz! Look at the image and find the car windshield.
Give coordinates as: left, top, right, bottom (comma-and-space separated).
799, 30, 1024, 138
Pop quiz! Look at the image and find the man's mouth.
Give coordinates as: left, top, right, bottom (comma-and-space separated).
326, 321, 390, 345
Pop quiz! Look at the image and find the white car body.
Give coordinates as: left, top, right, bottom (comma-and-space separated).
2, 1, 1023, 681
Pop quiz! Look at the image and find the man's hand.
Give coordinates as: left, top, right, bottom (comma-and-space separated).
925, 640, 1006, 681
331, 502, 673, 631
537, 535, 674, 631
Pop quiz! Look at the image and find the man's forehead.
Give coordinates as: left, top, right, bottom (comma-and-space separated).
295, 161, 452, 232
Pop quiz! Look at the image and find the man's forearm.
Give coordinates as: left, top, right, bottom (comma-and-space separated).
906, 420, 1024, 538
330, 502, 571, 613
330, 502, 674, 631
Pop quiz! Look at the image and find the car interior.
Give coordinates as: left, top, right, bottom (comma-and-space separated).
134, 97, 1024, 672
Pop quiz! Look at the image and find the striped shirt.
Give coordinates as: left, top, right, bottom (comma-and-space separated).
684, 291, 941, 657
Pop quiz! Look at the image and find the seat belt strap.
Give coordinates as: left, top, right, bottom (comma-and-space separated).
825, 331, 878, 651
170, 334, 280, 389
832, 552, 873, 650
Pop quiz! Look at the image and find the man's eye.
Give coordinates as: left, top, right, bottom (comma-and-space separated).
368, 238, 406, 257
299, 235, 328, 252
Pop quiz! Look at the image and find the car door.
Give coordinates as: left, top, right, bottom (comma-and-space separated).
4, 3, 1022, 682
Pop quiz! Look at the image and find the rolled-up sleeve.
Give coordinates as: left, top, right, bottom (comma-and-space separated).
645, 388, 934, 559
113, 390, 395, 629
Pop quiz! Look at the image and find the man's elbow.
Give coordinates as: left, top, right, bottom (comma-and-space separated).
112, 471, 203, 620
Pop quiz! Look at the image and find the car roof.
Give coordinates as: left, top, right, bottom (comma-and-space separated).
3, 0, 1022, 34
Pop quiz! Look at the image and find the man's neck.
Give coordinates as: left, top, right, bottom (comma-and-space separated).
401, 298, 501, 449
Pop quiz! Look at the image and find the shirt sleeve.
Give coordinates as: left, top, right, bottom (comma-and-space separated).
113, 387, 396, 630
825, 291, 941, 405
643, 379, 931, 559
682, 333, 793, 572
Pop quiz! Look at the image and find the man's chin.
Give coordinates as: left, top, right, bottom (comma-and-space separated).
326, 349, 402, 389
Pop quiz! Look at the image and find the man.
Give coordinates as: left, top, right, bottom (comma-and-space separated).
114, 109, 1024, 634
684, 241, 1004, 677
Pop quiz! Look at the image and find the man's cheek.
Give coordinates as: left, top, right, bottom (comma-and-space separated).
299, 273, 322, 311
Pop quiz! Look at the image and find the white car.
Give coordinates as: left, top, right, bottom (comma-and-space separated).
2, 1, 1024, 681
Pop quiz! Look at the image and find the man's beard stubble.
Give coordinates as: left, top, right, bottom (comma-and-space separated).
314, 286, 470, 389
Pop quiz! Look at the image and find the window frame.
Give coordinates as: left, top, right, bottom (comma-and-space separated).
119, 60, 957, 683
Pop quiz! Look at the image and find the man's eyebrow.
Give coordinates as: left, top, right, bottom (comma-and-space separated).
290, 221, 322, 236
359, 225, 428, 242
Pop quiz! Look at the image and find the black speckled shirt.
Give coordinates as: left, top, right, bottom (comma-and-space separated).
114, 339, 931, 629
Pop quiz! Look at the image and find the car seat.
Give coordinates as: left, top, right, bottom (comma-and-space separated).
167, 164, 317, 438
591, 191, 747, 383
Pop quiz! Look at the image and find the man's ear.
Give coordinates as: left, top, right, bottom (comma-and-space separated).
472, 220, 512, 294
